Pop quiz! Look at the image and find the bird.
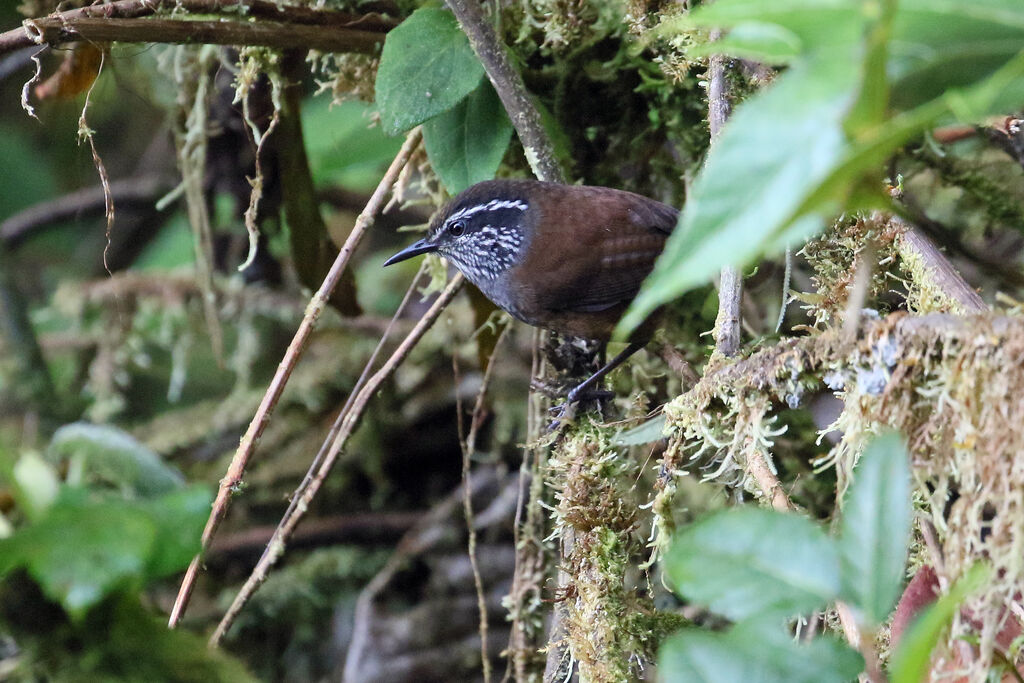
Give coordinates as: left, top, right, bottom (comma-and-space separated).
383, 179, 678, 408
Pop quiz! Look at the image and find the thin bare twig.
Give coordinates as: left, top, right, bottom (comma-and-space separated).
455, 324, 510, 683
210, 273, 465, 645
168, 128, 422, 628
707, 33, 741, 358
841, 243, 875, 343
0, 0, 394, 57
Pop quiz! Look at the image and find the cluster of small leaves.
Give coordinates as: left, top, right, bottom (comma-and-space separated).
375, 7, 513, 194
658, 432, 984, 681
619, 0, 1024, 336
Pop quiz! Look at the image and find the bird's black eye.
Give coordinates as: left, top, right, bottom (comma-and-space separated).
448, 220, 466, 237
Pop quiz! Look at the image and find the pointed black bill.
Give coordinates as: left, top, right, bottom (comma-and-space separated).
383, 238, 437, 266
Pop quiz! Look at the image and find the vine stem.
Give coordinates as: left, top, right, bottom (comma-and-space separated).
168, 128, 422, 628
454, 324, 510, 683
440, 3, 568, 679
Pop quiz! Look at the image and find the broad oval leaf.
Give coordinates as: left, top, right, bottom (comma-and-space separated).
664, 507, 840, 620
618, 50, 860, 336
375, 7, 484, 136
660, 618, 863, 683
838, 431, 912, 625
423, 80, 513, 194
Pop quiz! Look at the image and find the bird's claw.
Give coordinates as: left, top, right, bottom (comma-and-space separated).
545, 389, 614, 431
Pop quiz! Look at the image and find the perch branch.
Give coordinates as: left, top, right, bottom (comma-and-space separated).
210, 273, 465, 646
16, 17, 384, 55
168, 128, 422, 628
0, 0, 395, 56
441, 4, 567, 678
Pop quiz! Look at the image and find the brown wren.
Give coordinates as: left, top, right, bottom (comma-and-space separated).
384, 179, 678, 406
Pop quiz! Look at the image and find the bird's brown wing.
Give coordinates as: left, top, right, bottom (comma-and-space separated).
537, 192, 678, 314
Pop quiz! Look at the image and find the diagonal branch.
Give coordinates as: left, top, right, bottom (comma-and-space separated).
444, 0, 563, 184
168, 128, 422, 628
707, 33, 742, 359
210, 272, 465, 645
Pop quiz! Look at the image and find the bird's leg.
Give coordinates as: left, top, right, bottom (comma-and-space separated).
548, 341, 645, 429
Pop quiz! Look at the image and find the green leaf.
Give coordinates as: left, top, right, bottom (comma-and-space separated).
0, 489, 155, 618
889, 564, 990, 683
679, 0, 865, 54
423, 80, 514, 194
889, 0, 1024, 110
11, 451, 60, 521
0, 486, 212, 618
613, 414, 667, 447
843, 0, 895, 136
838, 431, 911, 626
660, 617, 863, 683
618, 50, 860, 337
664, 507, 840, 620
302, 98, 405, 192
375, 7, 484, 136
142, 486, 211, 578
48, 422, 185, 499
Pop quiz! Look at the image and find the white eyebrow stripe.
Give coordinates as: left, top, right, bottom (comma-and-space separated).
446, 198, 528, 224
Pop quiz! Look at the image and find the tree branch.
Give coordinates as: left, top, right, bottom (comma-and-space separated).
168, 128, 422, 628
891, 217, 986, 313
1, 175, 175, 249
0, 0, 395, 57
210, 272, 465, 646
444, 0, 563, 184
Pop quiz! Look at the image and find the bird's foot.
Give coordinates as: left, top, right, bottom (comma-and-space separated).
546, 389, 614, 431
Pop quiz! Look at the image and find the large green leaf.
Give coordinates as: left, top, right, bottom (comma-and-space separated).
889, 0, 1024, 109
889, 564, 990, 683
618, 0, 1024, 337
618, 50, 860, 335
664, 507, 840, 620
0, 486, 211, 618
0, 489, 155, 617
375, 7, 484, 136
838, 432, 911, 625
669, 0, 865, 60
423, 80, 514, 194
660, 617, 863, 683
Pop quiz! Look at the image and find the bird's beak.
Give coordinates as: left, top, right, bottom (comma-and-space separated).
383, 238, 437, 266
